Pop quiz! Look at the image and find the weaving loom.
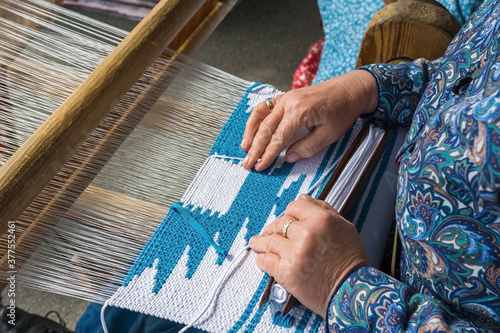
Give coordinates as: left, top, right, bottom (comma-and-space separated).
0, 0, 241, 291
0, 0, 462, 331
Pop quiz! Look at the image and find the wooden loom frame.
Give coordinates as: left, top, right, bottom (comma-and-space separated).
0, 0, 462, 297
0, 0, 238, 292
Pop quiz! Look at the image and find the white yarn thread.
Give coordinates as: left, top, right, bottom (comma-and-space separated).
100, 299, 111, 333
179, 245, 251, 333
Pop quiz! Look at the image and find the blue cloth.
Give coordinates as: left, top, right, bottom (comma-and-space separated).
327, 0, 500, 331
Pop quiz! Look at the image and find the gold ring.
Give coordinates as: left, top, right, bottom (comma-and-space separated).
282, 219, 295, 238
265, 99, 274, 112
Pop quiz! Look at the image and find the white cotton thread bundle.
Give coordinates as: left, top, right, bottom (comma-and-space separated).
100, 300, 111, 333
325, 125, 386, 211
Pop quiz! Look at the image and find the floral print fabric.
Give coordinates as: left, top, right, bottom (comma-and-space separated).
327, 0, 500, 331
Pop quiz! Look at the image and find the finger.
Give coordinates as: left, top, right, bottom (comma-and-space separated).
241, 98, 277, 151
297, 193, 315, 202
284, 127, 333, 162
285, 197, 336, 221
261, 218, 280, 235
261, 214, 295, 235
298, 194, 336, 211
254, 252, 281, 278
255, 116, 304, 171
242, 104, 284, 170
242, 94, 283, 153
249, 233, 289, 256
264, 216, 300, 239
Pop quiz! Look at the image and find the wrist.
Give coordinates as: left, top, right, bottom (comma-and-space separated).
324, 265, 369, 318
350, 69, 378, 117
321, 258, 370, 315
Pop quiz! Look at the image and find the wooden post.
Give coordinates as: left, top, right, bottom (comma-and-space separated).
356, 0, 461, 68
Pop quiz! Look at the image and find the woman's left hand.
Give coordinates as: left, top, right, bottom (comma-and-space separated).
249, 194, 369, 315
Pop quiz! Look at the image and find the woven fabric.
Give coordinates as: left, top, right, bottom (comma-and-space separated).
106, 83, 406, 332
108, 84, 329, 332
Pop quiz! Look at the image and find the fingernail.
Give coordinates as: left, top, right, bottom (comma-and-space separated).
286, 152, 300, 163
241, 138, 247, 149
243, 156, 248, 165
255, 159, 262, 169
249, 236, 256, 244
262, 225, 268, 234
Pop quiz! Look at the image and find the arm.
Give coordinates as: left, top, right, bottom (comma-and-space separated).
249, 195, 488, 331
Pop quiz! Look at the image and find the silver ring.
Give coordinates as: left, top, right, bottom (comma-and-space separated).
282, 219, 295, 238
265, 99, 274, 112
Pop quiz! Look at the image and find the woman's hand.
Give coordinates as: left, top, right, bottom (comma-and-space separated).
249, 194, 370, 316
241, 70, 377, 171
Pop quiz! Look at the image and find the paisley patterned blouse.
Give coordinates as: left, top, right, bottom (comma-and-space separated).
327, 0, 500, 331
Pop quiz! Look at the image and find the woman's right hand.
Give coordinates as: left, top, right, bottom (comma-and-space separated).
241, 70, 378, 171
249, 194, 370, 316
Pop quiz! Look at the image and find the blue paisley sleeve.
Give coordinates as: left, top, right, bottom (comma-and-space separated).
359, 59, 441, 126
327, 266, 483, 332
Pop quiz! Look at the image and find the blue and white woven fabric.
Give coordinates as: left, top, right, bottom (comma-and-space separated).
104, 83, 404, 332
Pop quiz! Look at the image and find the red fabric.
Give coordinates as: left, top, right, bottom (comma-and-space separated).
292, 37, 324, 89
